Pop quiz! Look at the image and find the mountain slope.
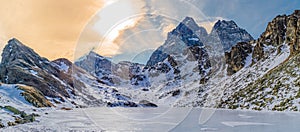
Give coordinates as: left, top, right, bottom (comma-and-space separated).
218, 10, 300, 111
172, 10, 300, 110
75, 52, 148, 87
220, 52, 300, 111
0, 39, 146, 108
0, 83, 42, 127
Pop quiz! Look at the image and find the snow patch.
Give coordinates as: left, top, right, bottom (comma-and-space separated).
188, 38, 199, 41
222, 121, 272, 127
59, 62, 69, 72
244, 53, 252, 68
29, 70, 38, 75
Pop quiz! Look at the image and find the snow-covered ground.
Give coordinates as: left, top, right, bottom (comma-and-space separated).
0, 84, 52, 128
2, 107, 300, 131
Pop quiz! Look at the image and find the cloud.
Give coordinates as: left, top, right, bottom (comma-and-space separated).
108, 0, 223, 63
84, 0, 145, 58
0, 0, 104, 61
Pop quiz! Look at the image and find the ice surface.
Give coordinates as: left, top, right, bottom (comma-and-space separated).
3, 107, 300, 131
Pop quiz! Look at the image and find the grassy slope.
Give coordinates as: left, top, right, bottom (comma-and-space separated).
221, 52, 300, 111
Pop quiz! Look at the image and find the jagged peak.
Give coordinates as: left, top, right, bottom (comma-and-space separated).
5, 38, 33, 51
181, 16, 197, 25
1, 38, 42, 63
75, 50, 110, 64
213, 20, 238, 30
7, 38, 26, 47
88, 51, 105, 58
170, 16, 208, 35
52, 58, 72, 66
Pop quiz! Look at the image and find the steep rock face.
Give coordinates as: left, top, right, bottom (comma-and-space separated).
225, 42, 253, 75
216, 10, 300, 111
286, 10, 300, 55
252, 10, 300, 63
124, 62, 149, 87
146, 17, 207, 67
252, 15, 287, 63
145, 55, 181, 88
145, 18, 254, 84
146, 17, 211, 77
177, 17, 208, 43
210, 20, 254, 52
75, 51, 115, 85
0, 38, 71, 99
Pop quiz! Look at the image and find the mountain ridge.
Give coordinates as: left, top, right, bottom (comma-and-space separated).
0, 10, 299, 112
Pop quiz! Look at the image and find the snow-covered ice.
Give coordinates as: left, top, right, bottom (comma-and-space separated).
2, 107, 300, 131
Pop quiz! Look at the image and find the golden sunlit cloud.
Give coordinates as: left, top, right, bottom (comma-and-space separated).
0, 0, 104, 61
98, 16, 143, 57
86, 0, 144, 58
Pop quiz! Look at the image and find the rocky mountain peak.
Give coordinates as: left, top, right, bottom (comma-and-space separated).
147, 17, 208, 67
1, 38, 45, 65
180, 17, 208, 36
88, 51, 105, 59
0, 38, 72, 99
252, 10, 300, 63
7, 38, 21, 46
181, 17, 197, 26
168, 18, 205, 47
75, 51, 114, 85
145, 16, 211, 88
210, 20, 254, 51
5, 38, 34, 54
76, 51, 112, 71
213, 20, 238, 29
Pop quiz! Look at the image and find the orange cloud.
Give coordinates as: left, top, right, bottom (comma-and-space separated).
0, 0, 104, 61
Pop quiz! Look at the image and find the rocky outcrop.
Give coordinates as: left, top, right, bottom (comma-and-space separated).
17, 85, 53, 107
252, 10, 300, 63
139, 100, 158, 107
126, 62, 150, 87
286, 10, 300, 55
227, 10, 300, 75
225, 42, 253, 75
252, 15, 287, 63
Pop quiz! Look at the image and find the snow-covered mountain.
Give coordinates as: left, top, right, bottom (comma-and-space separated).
1, 10, 300, 129
175, 10, 300, 111
218, 10, 300, 111
0, 39, 153, 110
75, 52, 148, 87
74, 14, 296, 108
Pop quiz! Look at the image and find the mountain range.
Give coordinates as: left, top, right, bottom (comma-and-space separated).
0, 10, 299, 128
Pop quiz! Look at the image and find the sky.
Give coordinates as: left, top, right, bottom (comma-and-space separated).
0, 0, 299, 63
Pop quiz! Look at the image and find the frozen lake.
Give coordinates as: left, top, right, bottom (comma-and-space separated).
4, 107, 300, 131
